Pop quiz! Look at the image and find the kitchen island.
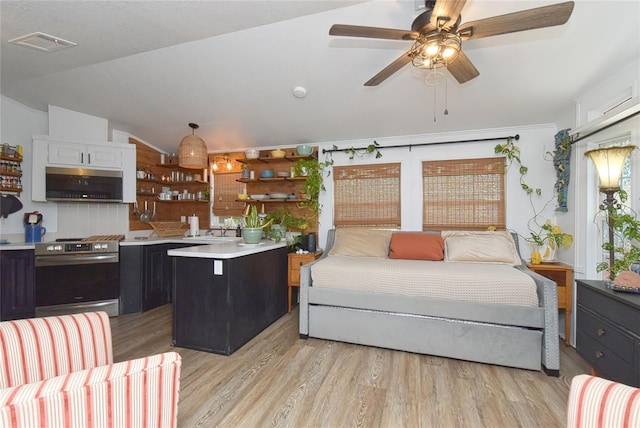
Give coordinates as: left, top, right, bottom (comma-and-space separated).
168, 238, 288, 355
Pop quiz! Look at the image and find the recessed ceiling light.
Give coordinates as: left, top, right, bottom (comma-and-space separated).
8, 32, 77, 52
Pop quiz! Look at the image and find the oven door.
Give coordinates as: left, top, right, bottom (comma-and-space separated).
35, 253, 119, 307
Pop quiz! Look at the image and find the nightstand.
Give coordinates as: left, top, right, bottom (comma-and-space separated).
288, 251, 322, 313
527, 262, 573, 345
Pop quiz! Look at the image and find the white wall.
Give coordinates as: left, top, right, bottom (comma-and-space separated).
314, 123, 561, 260
567, 58, 639, 279
0, 96, 52, 240
554, 58, 639, 347
0, 96, 131, 242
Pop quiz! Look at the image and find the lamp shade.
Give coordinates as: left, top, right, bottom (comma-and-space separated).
179, 123, 208, 169
585, 145, 635, 190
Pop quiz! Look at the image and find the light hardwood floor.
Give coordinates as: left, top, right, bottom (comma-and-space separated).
110, 305, 590, 428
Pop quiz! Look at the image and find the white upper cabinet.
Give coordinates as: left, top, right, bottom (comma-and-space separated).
32, 136, 136, 203
48, 141, 123, 169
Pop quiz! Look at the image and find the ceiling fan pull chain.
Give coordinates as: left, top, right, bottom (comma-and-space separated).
444, 73, 449, 115
433, 84, 437, 122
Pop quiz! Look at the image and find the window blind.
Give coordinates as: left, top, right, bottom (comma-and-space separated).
212, 172, 244, 216
422, 157, 505, 230
333, 163, 401, 227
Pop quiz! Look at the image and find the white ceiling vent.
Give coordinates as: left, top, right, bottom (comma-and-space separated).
8, 32, 77, 52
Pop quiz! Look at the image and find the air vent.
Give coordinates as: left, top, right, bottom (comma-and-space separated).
8, 32, 77, 52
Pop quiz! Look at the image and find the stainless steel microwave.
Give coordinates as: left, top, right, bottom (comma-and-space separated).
45, 167, 123, 202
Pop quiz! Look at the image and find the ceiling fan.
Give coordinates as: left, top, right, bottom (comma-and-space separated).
329, 0, 575, 86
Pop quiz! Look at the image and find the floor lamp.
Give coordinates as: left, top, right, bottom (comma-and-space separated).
585, 145, 636, 269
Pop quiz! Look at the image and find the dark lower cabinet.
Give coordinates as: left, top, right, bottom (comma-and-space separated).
576, 279, 640, 387
120, 243, 199, 314
0, 250, 35, 320
142, 243, 170, 311
172, 246, 287, 355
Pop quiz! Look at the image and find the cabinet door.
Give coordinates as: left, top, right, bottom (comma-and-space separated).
48, 141, 122, 169
48, 142, 85, 166
0, 250, 35, 320
119, 246, 143, 314
142, 245, 169, 311
86, 146, 122, 168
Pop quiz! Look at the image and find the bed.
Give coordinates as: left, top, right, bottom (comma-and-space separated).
298, 229, 560, 374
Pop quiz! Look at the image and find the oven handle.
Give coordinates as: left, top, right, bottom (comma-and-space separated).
35, 253, 119, 266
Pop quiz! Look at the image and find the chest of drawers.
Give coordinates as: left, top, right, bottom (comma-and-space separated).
576, 279, 640, 387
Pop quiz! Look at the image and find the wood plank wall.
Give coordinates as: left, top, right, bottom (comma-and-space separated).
129, 138, 211, 231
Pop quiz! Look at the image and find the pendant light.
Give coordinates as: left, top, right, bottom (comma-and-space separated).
179, 123, 208, 169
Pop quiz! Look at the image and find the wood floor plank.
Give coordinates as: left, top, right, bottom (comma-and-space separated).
110, 305, 591, 427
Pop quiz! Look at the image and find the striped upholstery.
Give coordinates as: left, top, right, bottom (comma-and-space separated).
567, 374, 640, 427
0, 312, 112, 388
0, 351, 182, 428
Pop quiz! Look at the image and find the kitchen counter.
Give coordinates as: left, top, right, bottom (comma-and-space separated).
171, 239, 288, 355
120, 234, 251, 247
0, 242, 35, 251
167, 238, 286, 259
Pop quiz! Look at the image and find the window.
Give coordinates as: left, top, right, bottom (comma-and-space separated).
333, 163, 401, 228
422, 157, 506, 230
212, 172, 245, 216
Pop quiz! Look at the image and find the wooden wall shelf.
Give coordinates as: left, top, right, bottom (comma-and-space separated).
129, 138, 210, 231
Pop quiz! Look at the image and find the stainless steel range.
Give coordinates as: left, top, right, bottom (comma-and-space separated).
34, 236, 121, 317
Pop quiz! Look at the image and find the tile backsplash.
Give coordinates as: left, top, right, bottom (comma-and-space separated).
57, 202, 129, 238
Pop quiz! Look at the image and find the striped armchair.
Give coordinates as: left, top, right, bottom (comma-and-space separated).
0, 312, 181, 427
567, 374, 640, 427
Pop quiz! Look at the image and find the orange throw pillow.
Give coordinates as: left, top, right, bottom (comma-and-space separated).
388, 232, 444, 261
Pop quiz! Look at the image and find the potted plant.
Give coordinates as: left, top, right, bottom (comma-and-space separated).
292, 158, 331, 215
265, 208, 312, 245
528, 220, 574, 264
266, 208, 289, 242
242, 205, 272, 244
495, 136, 574, 263
596, 191, 640, 280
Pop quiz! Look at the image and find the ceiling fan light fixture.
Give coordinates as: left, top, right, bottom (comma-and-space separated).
441, 41, 460, 59
424, 43, 440, 57
411, 32, 461, 70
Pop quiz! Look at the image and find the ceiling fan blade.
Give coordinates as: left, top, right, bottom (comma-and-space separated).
330, 24, 418, 41
430, 0, 468, 30
458, 1, 574, 41
446, 50, 479, 84
364, 52, 412, 86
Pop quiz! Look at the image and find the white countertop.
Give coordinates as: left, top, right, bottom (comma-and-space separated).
0, 242, 35, 251
1, 234, 271, 250
167, 238, 287, 259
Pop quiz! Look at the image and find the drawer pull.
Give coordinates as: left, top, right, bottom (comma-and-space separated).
597, 328, 606, 337
595, 350, 604, 359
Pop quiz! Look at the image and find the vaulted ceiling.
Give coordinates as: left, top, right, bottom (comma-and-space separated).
2, 1, 638, 154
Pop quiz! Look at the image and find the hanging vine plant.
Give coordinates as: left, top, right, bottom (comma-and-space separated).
494, 137, 541, 196
336, 140, 383, 160
292, 157, 333, 215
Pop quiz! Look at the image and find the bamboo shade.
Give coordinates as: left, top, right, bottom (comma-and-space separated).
212, 172, 244, 216
334, 163, 401, 227
422, 157, 505, 230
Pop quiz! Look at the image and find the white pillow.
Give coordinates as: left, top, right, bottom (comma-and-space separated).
329, 228, 392, 258
442, 230, 522, 265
